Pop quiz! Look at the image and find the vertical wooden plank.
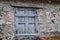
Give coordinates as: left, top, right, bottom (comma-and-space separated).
28, 23, 35, 33
25, 10, 29, 33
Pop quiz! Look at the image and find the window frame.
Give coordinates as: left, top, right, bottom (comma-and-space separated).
14, 8, 39, 36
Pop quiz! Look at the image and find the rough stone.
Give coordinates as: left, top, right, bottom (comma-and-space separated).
0, 3, 14, 40
0, 2, 60, 40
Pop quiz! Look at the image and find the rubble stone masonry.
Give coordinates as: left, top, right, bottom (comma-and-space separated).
0, 2, 60, 40
0, 3, 14, 40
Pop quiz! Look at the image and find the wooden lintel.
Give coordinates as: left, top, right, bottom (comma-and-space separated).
10, 5, 43, 9
10, 3, 43, 9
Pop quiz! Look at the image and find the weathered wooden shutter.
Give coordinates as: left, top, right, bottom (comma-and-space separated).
15, 8, 39, 34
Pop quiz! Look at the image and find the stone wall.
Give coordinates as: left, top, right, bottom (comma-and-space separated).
11, 2, 60, 34
0, 2, 60, 40
37, 4, 60, 36
0, 3, 14, 40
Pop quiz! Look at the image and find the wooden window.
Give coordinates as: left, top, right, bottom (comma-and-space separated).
15, 8, 39, 35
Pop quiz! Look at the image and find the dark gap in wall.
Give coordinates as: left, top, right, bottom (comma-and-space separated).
0, 38, 2, 40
